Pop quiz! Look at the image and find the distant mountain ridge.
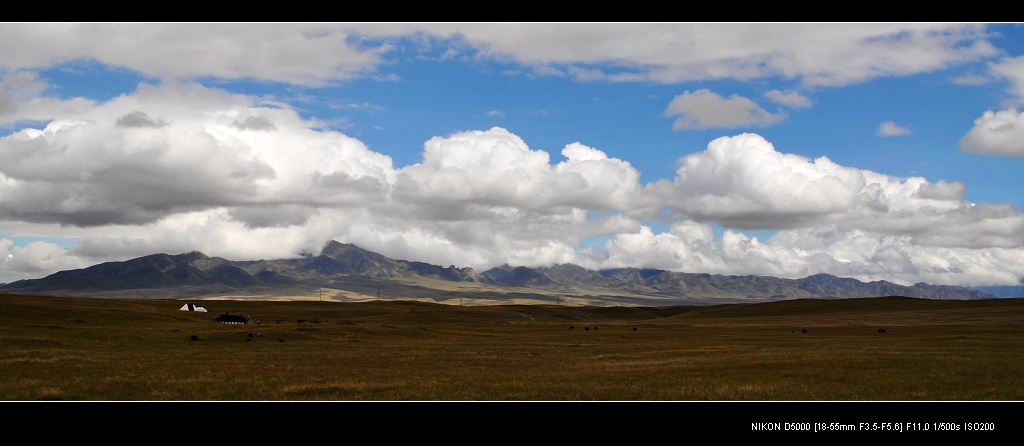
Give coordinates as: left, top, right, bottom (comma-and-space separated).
0, 240, 995, 305
969, 285, 1024, 298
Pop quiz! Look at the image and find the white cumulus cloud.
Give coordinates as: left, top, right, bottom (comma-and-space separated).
877, 121, 912, 136
0, 81, 398, 228
664, 89, 786, 130
960, 108, 1024, 156
0, 70, 96, 124
649, 133, 1023, 254
0, 23, 388, 87
764, 89, 813, 108
988, 55, 1024, 106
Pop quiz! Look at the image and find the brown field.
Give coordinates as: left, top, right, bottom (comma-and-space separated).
2, 292, 1024, 402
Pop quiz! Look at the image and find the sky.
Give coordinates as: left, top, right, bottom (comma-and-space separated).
1, 22, 1023, 288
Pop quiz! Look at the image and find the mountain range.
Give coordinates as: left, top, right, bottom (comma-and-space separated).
0, 240, 996, 306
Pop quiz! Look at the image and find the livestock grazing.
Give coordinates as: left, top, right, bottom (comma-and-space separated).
801, 329, 808, 334
568, 325, 574, 330
585, 327, 590, 331
632, 327, 637, 331
190, 335, 199, 341
878, 328, 886, 334
593, 326, 598, 330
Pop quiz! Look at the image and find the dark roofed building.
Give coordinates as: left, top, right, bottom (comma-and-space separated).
214, 313, 249, 323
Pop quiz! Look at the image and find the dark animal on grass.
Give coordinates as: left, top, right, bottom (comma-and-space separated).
633, 327, 637, 331
569, 325, 574, 330
585, 327, 589, 331
801, 329, 808, 334
190, 335, 199, 341
878, 328, 886, 334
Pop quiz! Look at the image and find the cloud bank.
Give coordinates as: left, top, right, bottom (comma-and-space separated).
0, 23, 386, 87
2, 82, 1022, 288
0, 23, 999, 90
385, 23, 997, 87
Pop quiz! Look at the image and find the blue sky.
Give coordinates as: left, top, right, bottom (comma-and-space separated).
1, 23, 1023, 288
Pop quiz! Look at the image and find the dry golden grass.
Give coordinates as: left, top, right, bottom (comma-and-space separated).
2, 293, 1023, 401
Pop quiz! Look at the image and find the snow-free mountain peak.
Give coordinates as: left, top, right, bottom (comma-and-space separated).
0, 240, 995, 305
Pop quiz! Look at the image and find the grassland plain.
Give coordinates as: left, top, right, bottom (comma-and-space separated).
3, 293, 1024, 407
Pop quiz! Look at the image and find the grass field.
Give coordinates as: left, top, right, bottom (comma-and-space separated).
2, 292, 1024, 401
